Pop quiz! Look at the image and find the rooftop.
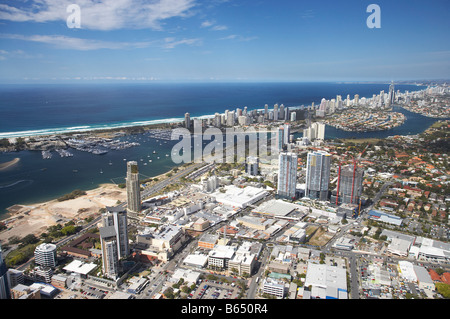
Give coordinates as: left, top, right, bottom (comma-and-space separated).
63, 260, 97, 275
252, 199, 300, 217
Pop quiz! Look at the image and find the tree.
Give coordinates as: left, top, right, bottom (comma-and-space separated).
0, 138, 10, 147
20, 234, 39, 247
164, 287, 174, 299
61, 225, 77, 236
436, 283, 450, 299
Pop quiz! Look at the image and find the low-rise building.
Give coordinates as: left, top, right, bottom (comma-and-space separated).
198, 233, 219, 249
10, 284, 41, 299
413, 265, 435, 297
228, 242, 257, 276
137, 225, 188, 261
262, 277, 286, 298
207, 245, 236, 269
304, 262, 348, 299
212, 185, 268, 208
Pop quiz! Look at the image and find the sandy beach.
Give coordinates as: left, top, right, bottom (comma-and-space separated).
0, 183, 127, 243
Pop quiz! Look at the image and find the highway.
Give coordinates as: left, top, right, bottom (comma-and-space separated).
140, 161, 206, 200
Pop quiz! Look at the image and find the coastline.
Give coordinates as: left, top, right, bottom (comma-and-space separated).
0, 82, 428, 141
0, 183, 126, 243
0, 164, 184, 241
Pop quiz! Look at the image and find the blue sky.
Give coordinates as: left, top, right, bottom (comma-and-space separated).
0, 0, 449, 83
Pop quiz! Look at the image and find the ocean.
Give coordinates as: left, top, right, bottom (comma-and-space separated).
0, 82, 434, 217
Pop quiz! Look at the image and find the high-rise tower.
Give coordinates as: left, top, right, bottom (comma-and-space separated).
246, 156, 259, 176
305, 151, 331, 201
277, 152, 298, 199
34, 243, 57, 268
335, 164, 364, 205
126, 161, 141, 214
273, 104, 279, 121
185, 112, 191, 129
100, 226, 119, 279
388, 82, 395, 106
102, 206, 129, 259
0, 245, 10, 299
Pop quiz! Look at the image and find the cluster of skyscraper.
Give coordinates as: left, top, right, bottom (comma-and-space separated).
302, 122, 325, 143
316, 83, 397, 118
184, 103, 302, 130
100, 160, 141, 279
276, 150, 364, 208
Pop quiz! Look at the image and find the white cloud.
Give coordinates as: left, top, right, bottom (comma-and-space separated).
0, 48, 42, 60
201, 20, 214, 28
0, 0, 197, 30
219, 34, 257, 42
0, 33, 201, 51
162, 37, 202, 49
200, 19, 227, 31
300, 9, 315, 19
211, 24, 227, 31
0, 33, 143, 50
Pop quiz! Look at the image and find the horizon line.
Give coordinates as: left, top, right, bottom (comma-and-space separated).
0, 79, 445, 85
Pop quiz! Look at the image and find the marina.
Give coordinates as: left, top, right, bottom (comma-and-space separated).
66, 136, 140, 155
56, 149, 73, 157
41, 150, 52, 159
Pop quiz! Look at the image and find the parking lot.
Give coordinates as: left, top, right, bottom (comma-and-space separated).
190, 280, 240, 299
81, 285, 109, 299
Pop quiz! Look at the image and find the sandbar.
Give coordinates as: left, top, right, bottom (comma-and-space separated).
0, 158, 20, 171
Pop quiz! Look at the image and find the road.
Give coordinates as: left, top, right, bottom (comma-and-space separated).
246, 243, 270, 299
140, 161, 206, 200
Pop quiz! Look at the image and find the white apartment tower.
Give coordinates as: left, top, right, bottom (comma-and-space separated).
34, 243, 57, 268
273, 104, 279, 121
100, 226, 120, 280
303, 122, 325, 141
102, 206, 129, 259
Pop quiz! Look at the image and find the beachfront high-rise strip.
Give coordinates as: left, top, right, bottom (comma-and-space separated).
126, 161, 141, 214
102, 206, 129, 259
305, 151, 331, 201
277, 152, 298, 199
